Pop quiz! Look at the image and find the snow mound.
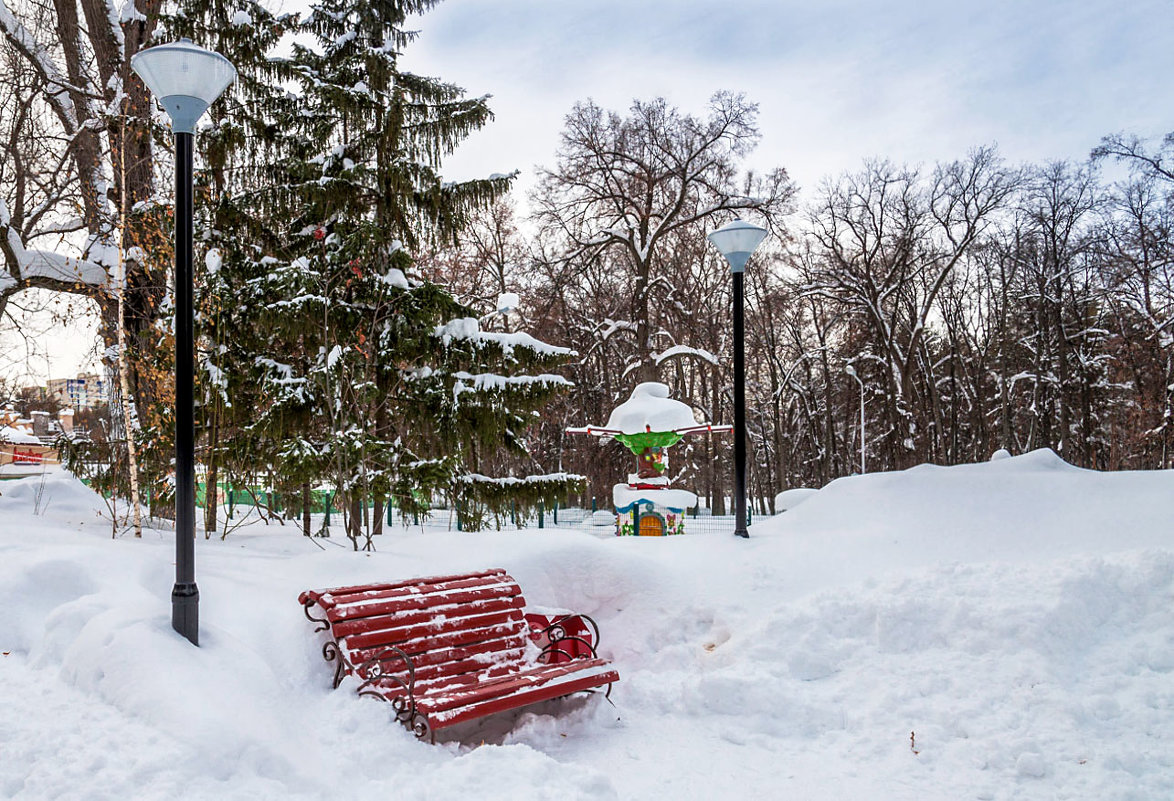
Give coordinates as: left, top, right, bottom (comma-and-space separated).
1, 425, 40, 445
2, 450, 1174, 799
682, 550, 1174, 797
766, 448, 1174, 566
589, 509, 615, 526
0, 470, 109, 523
774, 487, 817, 512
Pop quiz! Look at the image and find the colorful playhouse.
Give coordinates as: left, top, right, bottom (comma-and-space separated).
567, 382, 729, 536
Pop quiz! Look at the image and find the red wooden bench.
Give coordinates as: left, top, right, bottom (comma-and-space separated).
299, 568, 619, 741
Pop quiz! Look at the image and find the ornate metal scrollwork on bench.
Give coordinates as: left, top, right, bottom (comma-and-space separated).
409, 713, 432, 741
323, 640, 348, 690
356, 646, 417, 722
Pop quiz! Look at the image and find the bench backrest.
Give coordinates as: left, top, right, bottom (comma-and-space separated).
302, 568, 531, 689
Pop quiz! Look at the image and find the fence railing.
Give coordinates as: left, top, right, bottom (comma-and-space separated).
193, 483, 760, 536
407, 503, 754, 536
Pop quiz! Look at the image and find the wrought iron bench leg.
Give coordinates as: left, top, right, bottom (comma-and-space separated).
355, 646, 422, 735
323, 641, 349, 689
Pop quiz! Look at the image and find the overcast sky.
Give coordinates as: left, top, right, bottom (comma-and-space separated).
7, 0, 1172, 384
402, 0, 1171, 196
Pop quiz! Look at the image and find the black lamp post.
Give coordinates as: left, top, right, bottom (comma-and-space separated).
707, 219, 768, 538
131, 39, 236, 646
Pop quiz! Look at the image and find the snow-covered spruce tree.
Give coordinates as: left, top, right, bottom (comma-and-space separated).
165, 1, 301, 536
244, 234, 581, 546
290, 0, 509, 252
231, 0, 580, 547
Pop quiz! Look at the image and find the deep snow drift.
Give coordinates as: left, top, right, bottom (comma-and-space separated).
1, 449, 1171, 800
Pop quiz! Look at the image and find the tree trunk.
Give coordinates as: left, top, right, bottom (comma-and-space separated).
203, 437, 218, 537
302, 482, 312, 537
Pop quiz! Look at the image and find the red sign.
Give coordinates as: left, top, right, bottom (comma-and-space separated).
12, 448, 43, 464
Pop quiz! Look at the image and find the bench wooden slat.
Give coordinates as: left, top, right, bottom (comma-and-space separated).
410, 650, 529, 690
404, 637, 530, 670
345, 609, 525, 653
347, 629, 532, 671
383, 657, 530, 699
421, 658, 614, 715
424, 664, 621, 731
329, 590, 525, 631
328, 580, 522, 617
330, 594, 524, 636
315, 570, 512, 607
368, 660, 614, 722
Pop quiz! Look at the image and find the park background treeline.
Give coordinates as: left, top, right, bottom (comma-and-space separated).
0, 0, 1170, 529
427, 106, 1173, 513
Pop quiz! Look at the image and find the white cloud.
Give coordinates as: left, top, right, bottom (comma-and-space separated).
404, 0, 1173, 196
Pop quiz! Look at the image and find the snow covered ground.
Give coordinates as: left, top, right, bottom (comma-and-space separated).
1, 449, 1172, 800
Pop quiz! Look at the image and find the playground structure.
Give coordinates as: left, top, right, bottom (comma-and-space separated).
567, 382, 730, 536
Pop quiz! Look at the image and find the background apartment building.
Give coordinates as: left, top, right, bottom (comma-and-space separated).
44, 373, 107, 411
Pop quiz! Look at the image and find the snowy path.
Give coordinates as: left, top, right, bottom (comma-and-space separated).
0, 656, 225, 801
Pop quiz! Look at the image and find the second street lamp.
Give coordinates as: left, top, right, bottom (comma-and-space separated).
707, 219, 768, 539
131, 39, 236, 647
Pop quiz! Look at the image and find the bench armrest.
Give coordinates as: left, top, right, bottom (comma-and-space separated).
301, 596, 329, 632
528, 611, 602, 663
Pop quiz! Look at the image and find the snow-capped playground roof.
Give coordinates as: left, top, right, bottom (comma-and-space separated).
613, 484, 698, 511
604, 382, 698, 434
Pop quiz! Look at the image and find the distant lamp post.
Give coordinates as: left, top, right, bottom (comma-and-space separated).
707, 219, 768, 538
845, 364, 866, 474
481, 292, 520, 331
131, 39, 236, 647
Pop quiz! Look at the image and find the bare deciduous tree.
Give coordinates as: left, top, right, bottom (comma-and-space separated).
533, 92, 794, 383
804, 148, 1016, 466
0, 0, 164, 418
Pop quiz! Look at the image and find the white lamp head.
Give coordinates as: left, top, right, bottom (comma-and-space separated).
131, 39, 237, 134
496, 292, 520, 315
707, 218, 768, 273
845, 364, 857, 376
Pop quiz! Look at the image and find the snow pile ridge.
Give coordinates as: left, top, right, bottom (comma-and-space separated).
767, 448, 1174, 569
0, 470, 109, 520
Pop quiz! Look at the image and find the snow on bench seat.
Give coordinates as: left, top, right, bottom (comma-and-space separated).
299, 569, 618, 740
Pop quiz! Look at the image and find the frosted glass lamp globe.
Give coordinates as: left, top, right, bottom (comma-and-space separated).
707, 219, 768, 273
131, 39, 237, 134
